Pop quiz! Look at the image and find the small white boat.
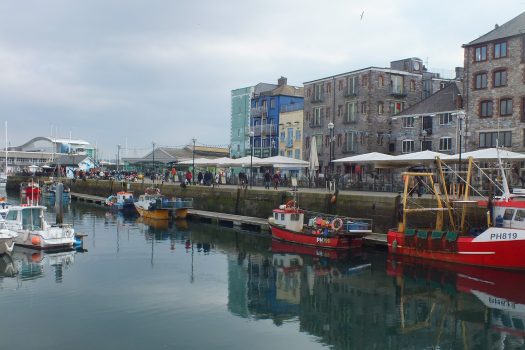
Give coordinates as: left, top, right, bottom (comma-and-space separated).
5, 205, 75, 250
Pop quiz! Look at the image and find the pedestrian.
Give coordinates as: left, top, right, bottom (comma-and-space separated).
264, 170, 271, 189
185, 170, 192, 185
215, 172, 220, 188
273, 171, 281, 190
197, 171, 203, 185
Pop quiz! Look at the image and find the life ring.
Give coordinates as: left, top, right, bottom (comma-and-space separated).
285, 200, 297, 208
331, 218, 343, 231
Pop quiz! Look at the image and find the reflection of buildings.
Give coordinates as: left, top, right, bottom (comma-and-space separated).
226, 244, 525, 349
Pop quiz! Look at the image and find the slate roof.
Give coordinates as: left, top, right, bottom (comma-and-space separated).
466, 12, 525, 46
395, 82, 462, 117
52, 154, 92, 166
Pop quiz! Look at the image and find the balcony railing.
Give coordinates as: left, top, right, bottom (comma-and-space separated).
390, 86, 407, 97
280, 102, 304, 113
250, 106, 267, 118
246, 124, 278, 137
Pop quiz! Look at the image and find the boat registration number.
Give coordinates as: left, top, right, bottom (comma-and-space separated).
490, 232, 518, 240
316, 237, 330, 244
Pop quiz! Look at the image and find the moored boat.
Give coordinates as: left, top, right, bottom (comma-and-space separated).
268, 200, 372, 250
105, 191, 136, 213
387, 154, 525, 270
0, 227, 16, 254
134, 194, 169, 220
5, 204, 77, 250
20, 181, 40, 199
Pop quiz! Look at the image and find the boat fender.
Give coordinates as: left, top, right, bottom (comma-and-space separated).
392, 240, 397, 252
31, 235, 41, 246
331, 218, 343, 231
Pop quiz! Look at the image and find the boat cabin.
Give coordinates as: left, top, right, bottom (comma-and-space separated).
493, 194, 525, 230
272, 205, 304, 233
116, 191, 134, 203
5, 206, 46, 231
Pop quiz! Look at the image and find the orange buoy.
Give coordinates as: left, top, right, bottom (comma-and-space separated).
31, 253, 41, 262
31, 235, 41, 246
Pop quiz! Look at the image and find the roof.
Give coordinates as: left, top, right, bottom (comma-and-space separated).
270, 85, 304, 97
303, 66, 422, 85
123, 146, 229, 165
12, 136, 90, 151
395, 82, 462, 117
52, 154, 92, 166
466, 12, 525, 46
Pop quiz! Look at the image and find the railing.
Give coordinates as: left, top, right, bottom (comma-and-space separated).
390, 86, 407, 97
246, 124, 278, 136
250, 106, 267, 117
311, 94, 324, 103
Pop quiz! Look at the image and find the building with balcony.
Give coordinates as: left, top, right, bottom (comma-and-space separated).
463, 12, 525, 152
390, 82, 464, 155
278, 105, 304, 160
303, 58, 458, 176
249, 77, 304, 158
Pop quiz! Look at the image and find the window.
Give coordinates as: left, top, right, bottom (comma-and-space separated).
315, 135, 323, 153
362, 75, 368, 87
421, 140, 432, 151
494, 70, 507, 87
475, 72, 487, 89
439, 113, 452, 125
313, 84, 323, 101
337, 104, 343, 117
391, 75, 404, 94
274, 213, 278, 220
338, 80, 343, 91
494, 42, 507, 58
326, 107, 331, 119
312, 107, 322, 126
480, 100, 493, 117
439, 137, 452, 151
379, 75, 384, 86
410, 80, 416, 91
6, 210, 17, 220
305, 137, 310, 149
504, 209, 515, 221
326, 82, 332, 94
347, 76, 358, 94
345, 102, 357, 123
270, 98, 275, 109
344, 132, 357, 152
287, 150, 293, 158
280, 150, 284, 156
378, 102, 384, 115
402, 116, 414, 128
390, 101, 403, 115
286, 128, 294, 147
294, 149, 300, 159
290, 213, 300, 221
325, 135, 329, 147
280, 131, 285, 141
281, 213, 285, 220
515, 209, 525, 222
479, 131, 512, 148
305, 111, 310, 121
475, 45, 487, 62
402, 140, 415, 153
522, 97, 525, 122
295, 129, 301, 140
337, 134, 342, 147
500, 98, 513, 116
360, 101, 367, 114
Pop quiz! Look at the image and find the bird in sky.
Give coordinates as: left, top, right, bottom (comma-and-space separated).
360, 11, 364, 20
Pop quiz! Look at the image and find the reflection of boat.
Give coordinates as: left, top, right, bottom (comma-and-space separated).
11, 247, 77, 281
268, 200, 371, 249
0, 225, 16, 254
388, 155, 525, 270
105, 191, 136, 213
388, 255, 525, 343
271, 239, 350, 260
6, 205, 77, 249
137, 216, 169, 231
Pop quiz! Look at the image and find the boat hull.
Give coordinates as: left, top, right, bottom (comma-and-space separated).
270, 223, 361, 249
271, 239, 350, 259
170, 208, 188, 219
0, 237, 15, 254
135, 206, 169, 220
14, 231, 75, 250
387, 228, 525, 270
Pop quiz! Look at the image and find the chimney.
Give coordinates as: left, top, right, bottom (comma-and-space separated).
278, 76, 287, 86
495, 24, 499, 29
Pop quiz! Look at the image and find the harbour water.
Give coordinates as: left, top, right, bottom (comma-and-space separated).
0, 198, 524, 349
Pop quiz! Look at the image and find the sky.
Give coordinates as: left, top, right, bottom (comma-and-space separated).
0, 0, 521, 160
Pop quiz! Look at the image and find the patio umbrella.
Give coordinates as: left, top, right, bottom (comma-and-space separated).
309, 137, 319, 182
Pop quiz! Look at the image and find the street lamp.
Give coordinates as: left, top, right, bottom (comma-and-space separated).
192, 138, 196, 185
117, 144, 121, 173
421, 129, 428, 151
328, 122, 335, 175
271, 139, 276, 156
249, 130, 254, 188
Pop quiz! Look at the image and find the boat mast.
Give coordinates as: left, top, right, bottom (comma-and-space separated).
4, 121, 7, 175
496, 141, 511, 200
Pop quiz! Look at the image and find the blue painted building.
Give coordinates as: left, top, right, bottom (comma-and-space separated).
249, 77, 304, 158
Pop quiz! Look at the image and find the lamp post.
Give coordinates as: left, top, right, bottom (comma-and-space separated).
271, 139, 276, 156
192, 138, 196, 185
152, 142, 155, 176
328, 122, 335, 175
249, 130, 254, 188
421, 129, 428, 151
117, 144, 121, 173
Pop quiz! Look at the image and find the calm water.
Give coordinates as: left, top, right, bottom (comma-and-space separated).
0, 198, 525, 350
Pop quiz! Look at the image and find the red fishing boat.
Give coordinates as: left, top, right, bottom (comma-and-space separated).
387, 154, 525, 270
268, 200, 372, 250
20, 181, 40, 199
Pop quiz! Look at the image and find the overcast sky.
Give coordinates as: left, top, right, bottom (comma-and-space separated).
0, 0, 521, 160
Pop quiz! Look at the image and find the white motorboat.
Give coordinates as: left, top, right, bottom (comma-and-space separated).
5, 205, 75, 250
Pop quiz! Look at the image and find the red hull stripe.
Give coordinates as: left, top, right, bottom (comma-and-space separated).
270, 224, 359, 250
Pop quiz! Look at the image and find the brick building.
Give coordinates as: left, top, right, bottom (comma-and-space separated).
463, 12, 525, 152
303, 58, 455, 176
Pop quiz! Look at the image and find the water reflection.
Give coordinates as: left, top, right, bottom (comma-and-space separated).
388, 256, 525, 349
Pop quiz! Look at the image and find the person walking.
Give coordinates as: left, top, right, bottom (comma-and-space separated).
273, 171, 281, 190
264, 170, 271, 189
185, 170, 192, 185
215, 172, 220, 188
197, 171, 203, 185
